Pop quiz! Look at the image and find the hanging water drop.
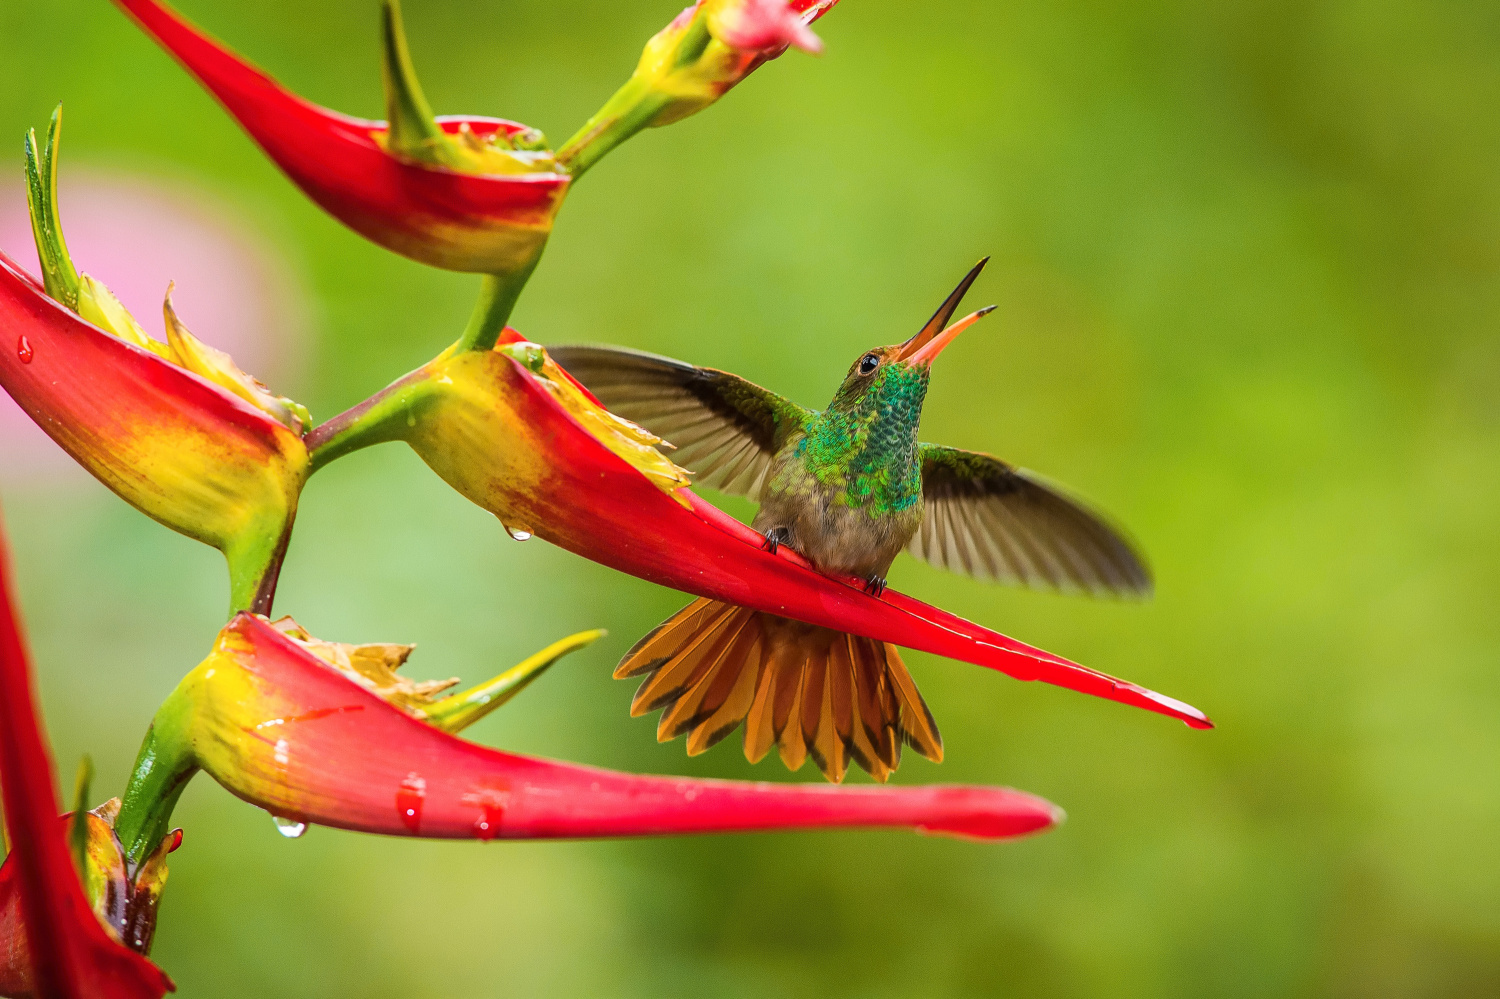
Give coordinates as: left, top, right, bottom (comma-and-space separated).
396, 773, 426, 833
272, 815, 307, 839
504, 525, 532, 542
473, 801, 503, 841
16, 335, 33, 364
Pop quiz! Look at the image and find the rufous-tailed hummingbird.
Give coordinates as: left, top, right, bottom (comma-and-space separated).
551, 259, 1150, 783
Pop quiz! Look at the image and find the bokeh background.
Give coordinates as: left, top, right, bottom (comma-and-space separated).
3, 0, 1498, 995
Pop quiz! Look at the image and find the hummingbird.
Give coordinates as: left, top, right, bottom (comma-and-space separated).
550, 258, 1151, 783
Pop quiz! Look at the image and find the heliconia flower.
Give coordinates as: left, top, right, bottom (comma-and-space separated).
304, 334, 1213, 730
112, 0, 570, 276
0, 509, 175, 998
114, 613, 1062, 848
555, 0, 839, 175
0, 113, 309, 616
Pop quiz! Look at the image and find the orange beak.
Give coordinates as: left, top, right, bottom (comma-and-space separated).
896, 257, 996, 366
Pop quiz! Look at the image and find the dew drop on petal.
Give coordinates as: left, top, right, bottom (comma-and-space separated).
16, 336, 33, 364
272, 815, 307, 839
503, 524, 532, 542
473, 802, 503, 842
396, 773, 426, 834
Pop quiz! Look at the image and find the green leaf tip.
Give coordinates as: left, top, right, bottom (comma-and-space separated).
425, 628, 607, 734
69, 754, 94, 876
23, 103, 80, 309
380, 0, 453, 167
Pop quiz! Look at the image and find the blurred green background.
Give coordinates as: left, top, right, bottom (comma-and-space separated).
3, 0, 1499, 995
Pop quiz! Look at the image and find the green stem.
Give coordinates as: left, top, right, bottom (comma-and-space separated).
304, 369, 437, 475
555, 75, 674, 180
115, 723, 199, 870
225, 510, 298, 618
455, 266, 537, 354
305, 257, 536, 476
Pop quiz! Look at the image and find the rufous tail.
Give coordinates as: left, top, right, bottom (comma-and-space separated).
616, 598, 943, 783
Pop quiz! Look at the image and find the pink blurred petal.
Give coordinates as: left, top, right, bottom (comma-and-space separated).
713, 0, 824, 54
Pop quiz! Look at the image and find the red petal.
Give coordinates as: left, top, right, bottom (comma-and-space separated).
111, 0, 570, 273
205, 614, 1062, 842
0, 510, 174, 996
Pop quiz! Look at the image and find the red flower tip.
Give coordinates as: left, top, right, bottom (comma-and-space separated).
708, 0, 825, 54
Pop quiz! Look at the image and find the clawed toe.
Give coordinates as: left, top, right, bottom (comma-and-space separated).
762, 527, 790, 555
863, 575, 887, 597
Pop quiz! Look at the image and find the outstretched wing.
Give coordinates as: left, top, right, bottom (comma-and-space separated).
550, 345, 812, 498
912, 444, 1152, 596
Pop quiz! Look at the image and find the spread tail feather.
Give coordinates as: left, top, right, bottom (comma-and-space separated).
616, 599, 943, 783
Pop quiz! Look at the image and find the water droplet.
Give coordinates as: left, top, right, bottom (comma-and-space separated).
473, 803, 503, 841
504, 524, 532, 542
272, 815, 306, 839
274, 738, 290, 766
396, 773, 426, 833
16, 336, 33, 364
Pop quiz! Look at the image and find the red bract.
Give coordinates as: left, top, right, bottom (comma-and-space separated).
352, 334, 1212, 730
0, 250, 308, 616
0, 510, 174, 998
175, 614, 1062, 842
112, 0, 569, 274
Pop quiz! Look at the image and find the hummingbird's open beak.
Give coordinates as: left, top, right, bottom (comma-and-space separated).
896, 257, 996, 366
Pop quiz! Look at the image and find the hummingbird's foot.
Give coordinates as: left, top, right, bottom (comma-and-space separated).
863, 574, 887, 598
762, 527, 790, 555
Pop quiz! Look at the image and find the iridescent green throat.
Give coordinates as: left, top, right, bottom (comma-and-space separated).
798, 363, 930, 513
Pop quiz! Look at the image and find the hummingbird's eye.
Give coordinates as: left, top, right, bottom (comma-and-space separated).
858, 354, 880, 375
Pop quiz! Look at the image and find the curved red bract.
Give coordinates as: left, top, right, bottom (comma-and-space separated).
0, 250, 306, 558
200, 614, 1062, 842
0, 250, 298, 479
112, 0, 570, 273
414, 334, 1213, 730
0, 514, 174, 998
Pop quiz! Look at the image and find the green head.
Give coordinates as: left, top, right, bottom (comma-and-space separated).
799, 260, 996, 514
826, 257, 996, 418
